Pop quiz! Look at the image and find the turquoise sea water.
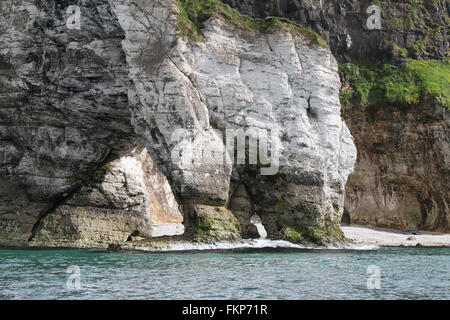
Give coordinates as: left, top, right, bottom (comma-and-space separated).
0, 247, 448, 300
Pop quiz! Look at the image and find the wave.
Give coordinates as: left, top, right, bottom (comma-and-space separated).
134, 238, 380, 253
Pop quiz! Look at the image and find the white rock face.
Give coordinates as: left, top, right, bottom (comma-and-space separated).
29, 148, 184, 248
109, 0, 357, 235
0, 0, 356, 246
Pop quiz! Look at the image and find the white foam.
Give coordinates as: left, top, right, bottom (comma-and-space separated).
136, 239, 380, 252
345, 244, 381, 250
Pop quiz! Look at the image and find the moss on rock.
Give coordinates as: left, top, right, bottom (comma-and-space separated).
390, 44, 409, 58
188, 205, 241, 243
282, 227, 304, 243
174, 0, 327, 48
256, 200, 345, 246
279, 224, 345, 246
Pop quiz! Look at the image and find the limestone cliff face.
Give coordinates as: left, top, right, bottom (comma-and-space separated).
0, 0, 136, 246
0, 0, 356, 247
0, 0, 184, 247
29, 147, 184, 248
224, 0, 450, 233
344, 105, 449, 232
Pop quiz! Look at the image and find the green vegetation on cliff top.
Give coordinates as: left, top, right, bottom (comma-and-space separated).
174, 0, 328, 47
340, 58, 450, 110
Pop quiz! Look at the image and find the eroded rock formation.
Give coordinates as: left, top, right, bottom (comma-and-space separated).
344, 105, 449, 232
223, 0, 450, 232
0, 0, 136, 246
29, 147, 184, 248
0, 0, 356, 247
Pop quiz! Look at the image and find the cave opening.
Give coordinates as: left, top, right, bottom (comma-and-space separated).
341, 211, 351, 225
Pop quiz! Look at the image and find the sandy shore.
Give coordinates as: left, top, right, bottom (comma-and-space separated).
342, 225, 450, 247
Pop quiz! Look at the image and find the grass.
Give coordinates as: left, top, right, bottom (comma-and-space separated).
385, 1, 447, 58
174, 0, 328, 48
390, 44, 409, 58
339, 58, 450, 110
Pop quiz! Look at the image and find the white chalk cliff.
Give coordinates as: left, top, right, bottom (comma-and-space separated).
0, 0, 356, 247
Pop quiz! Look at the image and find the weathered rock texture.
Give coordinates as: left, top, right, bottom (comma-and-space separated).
224, 0, 450, 232
344, 105, 449, 232
109, 0, 356, 243
0, 0, 356, 247
0, 0, 135, 246
222, 0, 449, 63
29, 147, 184, 248
0, 0, 184, 247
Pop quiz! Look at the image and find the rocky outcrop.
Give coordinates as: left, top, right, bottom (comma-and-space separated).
109, 0, 356, 243
29, 147, 184, 248
0, 0, 135, 246
223, 0, 450, 233
222, 0, 449, 63
0, 0, 184, 247
344, 105, 449, 232
183, 205, 241, 243
0, 0, 356, 247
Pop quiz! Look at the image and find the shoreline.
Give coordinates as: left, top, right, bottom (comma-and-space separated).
1, 225, 449, 252
342, 224, 450, 247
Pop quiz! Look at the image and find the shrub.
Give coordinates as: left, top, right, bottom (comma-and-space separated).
339, 58, 449, 110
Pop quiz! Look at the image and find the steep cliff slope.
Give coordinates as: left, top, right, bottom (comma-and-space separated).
0, 0, 356, 247
222, 0, 449, 63
340, 59, 449, 232
343, 105, 449, 232
223, 0, 450, 232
